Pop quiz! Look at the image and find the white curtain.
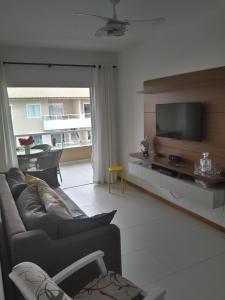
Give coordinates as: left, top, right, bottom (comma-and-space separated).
0, 63, 18, 172
91, 66, 118, 183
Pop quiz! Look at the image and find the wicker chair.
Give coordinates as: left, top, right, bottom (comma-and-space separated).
17, 156, 30, 172
18, 148, 50, 171
36, 149, 63, 181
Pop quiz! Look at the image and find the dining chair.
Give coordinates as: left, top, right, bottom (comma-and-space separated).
9, 251, 167, 300
17, 156, 30, 172
25, 148, 50, 171
36, 149, 63, 181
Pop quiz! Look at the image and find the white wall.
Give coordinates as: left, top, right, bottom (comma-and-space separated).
0, 45, 118, 86
118, 8, 225, 170
0, 45, 117, 65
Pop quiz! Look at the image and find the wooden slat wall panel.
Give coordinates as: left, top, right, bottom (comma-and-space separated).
144, 66, 225, 94
144, 86, 225, 113
144, 66, 225, 169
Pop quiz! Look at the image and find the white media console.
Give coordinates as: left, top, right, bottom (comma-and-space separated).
128, 159, 225, 228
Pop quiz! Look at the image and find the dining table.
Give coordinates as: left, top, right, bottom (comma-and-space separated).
16, 148, 44, 158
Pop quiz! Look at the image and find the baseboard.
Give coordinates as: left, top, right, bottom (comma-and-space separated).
127, 180, 225, 234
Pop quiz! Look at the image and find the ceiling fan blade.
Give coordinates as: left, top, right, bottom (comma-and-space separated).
74, 13, 111, 22
95, 27, 107, 37
124, 17, 165, 25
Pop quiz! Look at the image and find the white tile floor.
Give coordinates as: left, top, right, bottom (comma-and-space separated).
61, 161, 225, 300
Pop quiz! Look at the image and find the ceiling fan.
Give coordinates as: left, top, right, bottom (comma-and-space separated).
74, 0, 165, 37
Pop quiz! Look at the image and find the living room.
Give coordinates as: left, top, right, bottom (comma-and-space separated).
0, 1, 225, 299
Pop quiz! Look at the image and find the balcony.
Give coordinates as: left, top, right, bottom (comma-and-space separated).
43, 113, 91, 130
15, 129, 92, 164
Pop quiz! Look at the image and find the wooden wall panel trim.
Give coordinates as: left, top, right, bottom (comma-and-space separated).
144, 66, 225, 169
144, 66, 225, 94
144, 86, 225, 113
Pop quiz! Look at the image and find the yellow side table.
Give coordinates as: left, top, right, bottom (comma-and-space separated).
108, 165, 126, 193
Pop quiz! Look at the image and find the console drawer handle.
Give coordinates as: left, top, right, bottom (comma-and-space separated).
159, 186, 181, 199
168, 190, 181, 199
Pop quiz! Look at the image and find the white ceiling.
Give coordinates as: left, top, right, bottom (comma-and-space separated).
0, 0, 224, 52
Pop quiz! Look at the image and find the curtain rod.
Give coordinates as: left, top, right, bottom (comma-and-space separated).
3, 61, 117, 68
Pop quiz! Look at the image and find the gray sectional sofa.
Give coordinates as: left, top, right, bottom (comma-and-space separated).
0, 169, 121, 300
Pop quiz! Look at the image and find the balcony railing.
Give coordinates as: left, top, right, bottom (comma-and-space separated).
15, 129, 92, 150
43, 113, 91, 121
43, 113, 91, 130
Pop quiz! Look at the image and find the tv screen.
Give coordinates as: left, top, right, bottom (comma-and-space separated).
156, 102, 203, 141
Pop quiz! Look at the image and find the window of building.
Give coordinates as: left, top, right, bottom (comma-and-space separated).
26, 104, 42, 118
48, 103, 64, 117
33, 134, 43, 145
84, 103, 91, 118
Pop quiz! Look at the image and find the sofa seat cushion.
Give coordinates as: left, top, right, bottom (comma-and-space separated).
6, 168, 28, 199
74, 271, 146, 300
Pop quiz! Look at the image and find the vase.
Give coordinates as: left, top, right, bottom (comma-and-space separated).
24, 145, 30, 155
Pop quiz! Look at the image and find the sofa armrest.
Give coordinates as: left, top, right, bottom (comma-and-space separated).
10, 224, 121, 296
52, 250, 107, 284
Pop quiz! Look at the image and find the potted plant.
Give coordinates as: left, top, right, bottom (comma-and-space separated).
18, 136, 34, 155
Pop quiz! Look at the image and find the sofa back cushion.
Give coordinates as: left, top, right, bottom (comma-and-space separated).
6, 168, 28, 200
25, 174, 46, 186
54, 187, 86, 218
16, 185, 60, 239
58, 210, 117, 239
16, 184, 117, 240
37, 182, 73, 219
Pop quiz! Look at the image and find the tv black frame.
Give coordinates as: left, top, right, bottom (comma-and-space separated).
155, 102, 204, 142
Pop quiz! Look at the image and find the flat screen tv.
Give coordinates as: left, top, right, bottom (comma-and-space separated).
156, 102, 203, 141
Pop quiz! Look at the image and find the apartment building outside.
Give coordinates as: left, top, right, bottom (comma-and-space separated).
8, 87, 92, 162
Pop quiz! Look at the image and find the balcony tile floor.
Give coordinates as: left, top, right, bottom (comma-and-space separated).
61, 161, 225, 300
60, 160, 93, 189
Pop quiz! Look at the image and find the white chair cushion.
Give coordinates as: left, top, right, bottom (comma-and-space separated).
11, 262, 72, 300
74, 271, 146, 300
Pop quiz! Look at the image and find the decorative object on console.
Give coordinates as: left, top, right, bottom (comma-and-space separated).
168, 154, 182, 163
140, 137, 150, 157
194, 152, 221, 176
199, 152, 211, 173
